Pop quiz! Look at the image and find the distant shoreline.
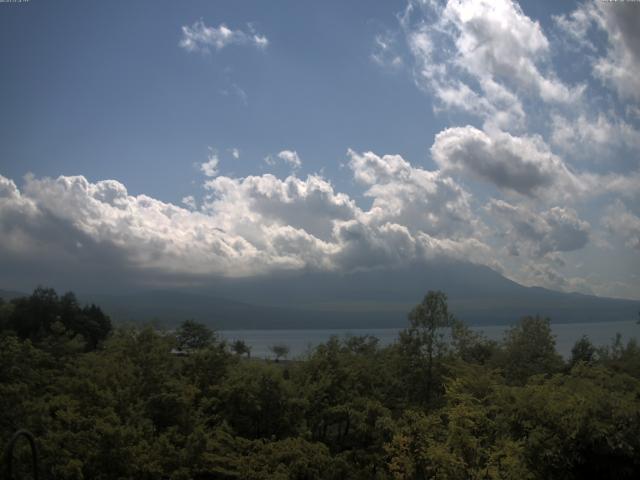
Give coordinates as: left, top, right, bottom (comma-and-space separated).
219, 320, 639, 360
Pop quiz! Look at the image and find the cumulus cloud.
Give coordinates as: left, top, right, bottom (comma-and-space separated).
441, 0, 579, 102
401, 0, 582, 129
603, 200, 640, 251
517, 262, 595, 295
277, 150, 302, 169
594, 171, 640, 201
202, 173, 359, 242
0, 175, 43, 256
200, 151, 219, 177
551, 113, 640, 156
179, 20, 268, 53
0, 149, 493, 285
265, 150, 303, 170
556, 1, 640, 102
431, 126, 579, 198
182, 195, 197, 210
14, 175, 259, 275
0, 146, 634, 298
487, 199, 590, 258
347, 149, 477, 238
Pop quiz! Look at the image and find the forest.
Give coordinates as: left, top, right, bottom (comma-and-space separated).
1, 287, 640, 479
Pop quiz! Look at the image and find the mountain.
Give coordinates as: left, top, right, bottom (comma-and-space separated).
82, 291, 299, 330
78, 260, 638, 329
0, 289, 26, 301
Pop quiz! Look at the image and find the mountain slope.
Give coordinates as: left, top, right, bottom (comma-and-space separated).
79, 260, 638, 329
0, 289, 26, 301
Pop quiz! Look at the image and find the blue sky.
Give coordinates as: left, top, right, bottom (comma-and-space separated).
1, 0, 639, 299
1, 0, 430, 200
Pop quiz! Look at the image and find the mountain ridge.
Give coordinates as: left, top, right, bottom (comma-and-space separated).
3, 261, 638, 329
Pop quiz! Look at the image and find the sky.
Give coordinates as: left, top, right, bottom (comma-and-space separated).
0, 0, 639, 299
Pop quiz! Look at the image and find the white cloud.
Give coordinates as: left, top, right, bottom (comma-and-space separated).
265, 150, 303, 170
555, 1, 640, 102
603, 200, 640, 251
590, 5, 640, 103
402, 0, 582, 129
202, 173, 359, 242
0, 147, 493, 284
371, 32, 404, 69
347, 149, 478, 238
220, 84, 249, 106
179, 20, 269, 53
511, 259, 638, 300
517, 262, 595, 295
441, 0, 579, 103
200, 151, 219, 177
230, 148, 240, 160
0, 140, 635, 297
277, 150, 302, 169
431, 125, 579, 198
550, 113, 640, 159
5, 174, 259, 277
595, 171, 640, 200
182, 195, 197, 210
553, 3, 597, 51
487, 199, 590, 257
0, 175, 42, 257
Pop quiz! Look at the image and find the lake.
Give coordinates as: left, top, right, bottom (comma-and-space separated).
220, 320, 639, 359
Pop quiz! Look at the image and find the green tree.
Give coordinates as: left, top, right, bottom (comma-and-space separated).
231, 339, 252, 358
5, 287, 640, 480
0, 297, 14, 331
238, 437, 335, 480
269, 343, 290, 361
8, 286, 60, 341
175, 319, 214, 351
2, 288, 111, 351
498, 315, 564, 385
220, 362, 301, 439
385, 367, 534, 480
598, 334, 640, 379
569, 335, 596, 367
503, 365, 640, 478
181, 339, 235, 400
398, 290, 453, 405
295, 336, 395, 476
77, 303, 112, 350
451, 318, 498, 365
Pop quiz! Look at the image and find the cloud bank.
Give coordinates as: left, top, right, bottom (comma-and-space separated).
0, 151, 495, 288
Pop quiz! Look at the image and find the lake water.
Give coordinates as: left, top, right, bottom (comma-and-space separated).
220, 321, 639, 359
